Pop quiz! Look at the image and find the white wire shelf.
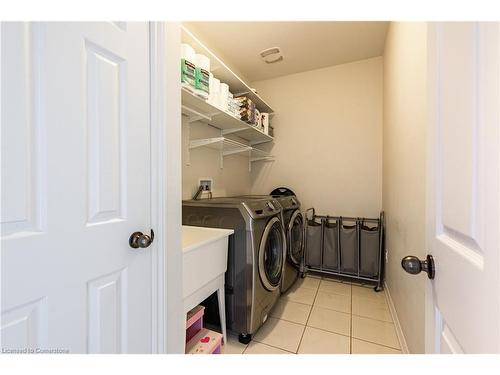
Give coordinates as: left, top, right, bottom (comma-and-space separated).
188, 136, 274, 171
182, 88, 274, 144
189, 137, 251, 156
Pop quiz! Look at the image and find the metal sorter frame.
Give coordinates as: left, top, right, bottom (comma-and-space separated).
302, 208, 385, 292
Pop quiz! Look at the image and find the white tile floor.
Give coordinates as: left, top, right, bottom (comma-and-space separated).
221, 274, 402, 354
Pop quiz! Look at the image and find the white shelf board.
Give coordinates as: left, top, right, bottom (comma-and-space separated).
181, 25, 274, 114
182, 88, 274, 144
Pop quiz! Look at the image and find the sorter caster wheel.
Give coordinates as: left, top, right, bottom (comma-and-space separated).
300, 273, 306, 279
374, 286, 383, 292
238, 333, 252, 345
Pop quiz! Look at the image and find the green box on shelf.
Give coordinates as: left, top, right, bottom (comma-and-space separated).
194, 67, 210, 94
181, 58, 196, 87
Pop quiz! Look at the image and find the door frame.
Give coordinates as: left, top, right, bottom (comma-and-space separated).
149, 22, 183, 354
425, 20, 437, 354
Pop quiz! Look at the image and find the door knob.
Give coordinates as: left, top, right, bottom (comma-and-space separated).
129, 229, 154, 249
401, 254, 435, 279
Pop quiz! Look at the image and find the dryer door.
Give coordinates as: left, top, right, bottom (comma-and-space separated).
288, 210, 304, 267
258, 217, 286, 291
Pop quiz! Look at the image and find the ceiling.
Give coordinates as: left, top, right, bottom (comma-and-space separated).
184, 22, 389, 82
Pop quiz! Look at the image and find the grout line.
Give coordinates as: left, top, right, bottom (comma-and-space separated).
350, 283, 353, 354
279, 299, 314, 307
243, 341, 297, 355
304, 325, 351, 339
270, 315, 311, 326
350, 336, 402, 351
351, 312, 394, 324
295, 281, 320, 354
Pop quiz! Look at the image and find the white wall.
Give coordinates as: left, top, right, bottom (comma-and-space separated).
250, 57, 383, 218
383, 22, 427, 354
182, 118, 252, 200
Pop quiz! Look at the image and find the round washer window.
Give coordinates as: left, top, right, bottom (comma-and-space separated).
289, 214, 304, 265
259, 217, 285, 291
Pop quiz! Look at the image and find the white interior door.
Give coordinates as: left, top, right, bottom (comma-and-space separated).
1, 22, 153, 353
426, 22, 500, 353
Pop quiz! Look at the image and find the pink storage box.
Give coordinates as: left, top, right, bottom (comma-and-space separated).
185, 305, 222, 354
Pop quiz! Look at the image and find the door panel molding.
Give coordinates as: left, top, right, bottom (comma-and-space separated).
85, 38, 127, 226
1, 22, 47, 239
0, 297, 48, 352
87, 268, 128, 354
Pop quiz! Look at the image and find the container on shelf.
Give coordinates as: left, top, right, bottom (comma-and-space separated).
181, 43, 197, 91
261, 113, 270, 134
194, 54, 210, 99
195, 53, 210, 71
219, 83, 229, 111
236, 95, 256, 125
208, 75, 220, 107
181, 43, 196, 61
255, 109, 261, 129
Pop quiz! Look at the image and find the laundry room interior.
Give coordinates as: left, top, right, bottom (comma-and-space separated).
4, 15, 495, 362
180, 21, 427, 355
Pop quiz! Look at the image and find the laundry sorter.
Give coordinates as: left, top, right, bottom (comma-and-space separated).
302, 208, 385, 291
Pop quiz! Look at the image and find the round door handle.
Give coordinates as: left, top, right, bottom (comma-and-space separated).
129, 229, 154, 249
401, 254, 435, 279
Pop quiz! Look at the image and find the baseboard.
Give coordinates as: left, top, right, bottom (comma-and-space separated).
384, 281, 410, 354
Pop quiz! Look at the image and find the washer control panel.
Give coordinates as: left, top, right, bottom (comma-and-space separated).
243, 199, 282, 219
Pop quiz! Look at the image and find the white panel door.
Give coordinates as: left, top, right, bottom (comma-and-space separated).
426, 22, 500, 353
1, 22, 153, 353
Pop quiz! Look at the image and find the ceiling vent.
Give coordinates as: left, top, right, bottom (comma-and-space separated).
259, 47, 283, 64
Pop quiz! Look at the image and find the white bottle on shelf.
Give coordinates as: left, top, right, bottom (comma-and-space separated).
219, 83, 229, 112
209, 75, 221, 107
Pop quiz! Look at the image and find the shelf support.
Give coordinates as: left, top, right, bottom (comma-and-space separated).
250, 139, 271, 146
223, 146, 252, 157
248, 156, 274, 172
182, 105, 214, 123
222, 127, 248, 136
189, 137, 224, 150
250, 156, 275, 162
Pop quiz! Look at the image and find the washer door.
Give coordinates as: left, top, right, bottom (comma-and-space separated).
258, 217, 286, 291
288, 210, 304, 266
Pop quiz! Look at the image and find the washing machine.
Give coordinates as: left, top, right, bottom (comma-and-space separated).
182, 197, 286, 344
235, 189, 304, 293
